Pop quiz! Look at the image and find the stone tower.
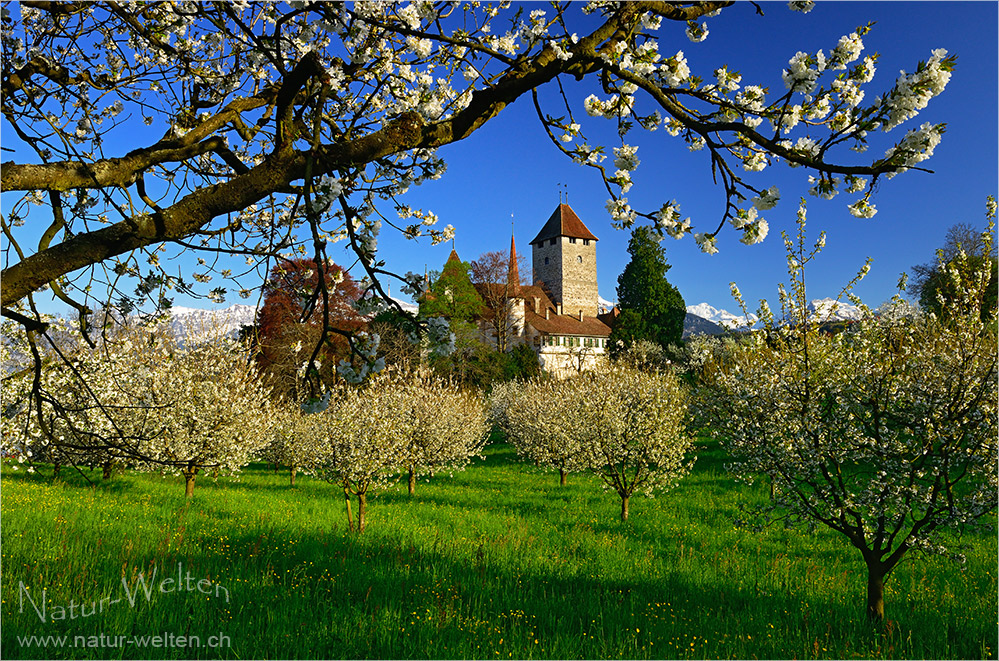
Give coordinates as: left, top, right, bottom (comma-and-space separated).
529, 203, 599, 318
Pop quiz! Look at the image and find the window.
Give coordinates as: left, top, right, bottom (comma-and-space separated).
576, 255, 582, 263
549, 238, 556, 246
544, 256, 549, 265
583, 239, 590, 246
569, 237, 577, 244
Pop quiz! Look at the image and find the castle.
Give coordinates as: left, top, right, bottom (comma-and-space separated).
446, 203, 616, 375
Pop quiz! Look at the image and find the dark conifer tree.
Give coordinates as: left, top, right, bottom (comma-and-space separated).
609, 226, 685, 356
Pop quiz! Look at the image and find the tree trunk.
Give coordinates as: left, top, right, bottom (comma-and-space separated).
408, 467, 416, 495
358, 491, 367, 533
289, 465, 297, 487
343, 487, 354, 532
866, 564, 887, 621
183, 464, 199, 498
559, 469, 567, 486
52, 462, 62, 478
102, 461, 113, 480
620, 494, 630, 521
273, 462, 280, 473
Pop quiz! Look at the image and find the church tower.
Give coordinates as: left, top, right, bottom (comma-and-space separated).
529, 203, 599, 318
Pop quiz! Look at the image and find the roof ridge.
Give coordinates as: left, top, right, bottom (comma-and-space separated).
529, 203, 599, 245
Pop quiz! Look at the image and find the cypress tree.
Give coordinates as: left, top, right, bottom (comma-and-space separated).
609, 226, 685, 356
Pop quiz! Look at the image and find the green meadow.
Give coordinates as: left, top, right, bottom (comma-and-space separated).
2, 436, 996, 660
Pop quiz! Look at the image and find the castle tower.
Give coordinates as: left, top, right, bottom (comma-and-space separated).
508, 232, 520, 289
529, 203, 599, 318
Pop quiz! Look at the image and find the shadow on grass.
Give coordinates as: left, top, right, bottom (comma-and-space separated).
0, 509, 918, 660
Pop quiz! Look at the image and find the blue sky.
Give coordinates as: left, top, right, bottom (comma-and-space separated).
8, 2, 998, 317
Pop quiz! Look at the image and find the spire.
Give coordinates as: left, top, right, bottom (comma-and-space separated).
508, 225, 520, 288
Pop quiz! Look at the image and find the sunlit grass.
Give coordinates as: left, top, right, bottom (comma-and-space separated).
2, 434, 995, 659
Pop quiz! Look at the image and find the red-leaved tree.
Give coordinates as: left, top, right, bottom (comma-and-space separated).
256, 258, 364, 397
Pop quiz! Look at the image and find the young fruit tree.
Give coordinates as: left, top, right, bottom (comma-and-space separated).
302, 376, 410, 533
3, 1, 960, 446
497, 377, 588, 487
500, 367, 693, 517
129, 330, 276, 497
396, 373, 488, 496
575, 366, 694, 521
257, 400, 317, 488
697, 200, 998, 621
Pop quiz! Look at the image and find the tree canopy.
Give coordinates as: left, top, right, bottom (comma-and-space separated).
3, 2, 955, 327
609, 225, 686, 355
255, 257, 363, 395
1, 1, 960, 440
909, 215, 998, 321
420, 252, 484, 322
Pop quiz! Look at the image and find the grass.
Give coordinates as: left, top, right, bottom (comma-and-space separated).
2, 434, 996, 659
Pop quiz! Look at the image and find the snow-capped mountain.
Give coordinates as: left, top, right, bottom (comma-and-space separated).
683, 313, 726, 338
807, 298, 864, 322
686, 303, 757, 329
598, 295, 615, 313
165, 304, 256, 342
389, 296, 419, 314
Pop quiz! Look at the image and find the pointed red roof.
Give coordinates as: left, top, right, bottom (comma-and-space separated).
529, 203, 599, 245
446, 248, 461, 263
508, 234, 520, 287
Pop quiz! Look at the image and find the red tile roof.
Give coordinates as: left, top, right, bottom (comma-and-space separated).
525, 308, 612, 337
470, 282, 610, 336
529, 204, 599, 245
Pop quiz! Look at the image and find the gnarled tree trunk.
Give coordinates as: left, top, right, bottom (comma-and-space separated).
862, 549, 905, 622
866, 566, 886, 621
559, 469, 567, 486
289, 464, 297, 487
183, 463, 199, 498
